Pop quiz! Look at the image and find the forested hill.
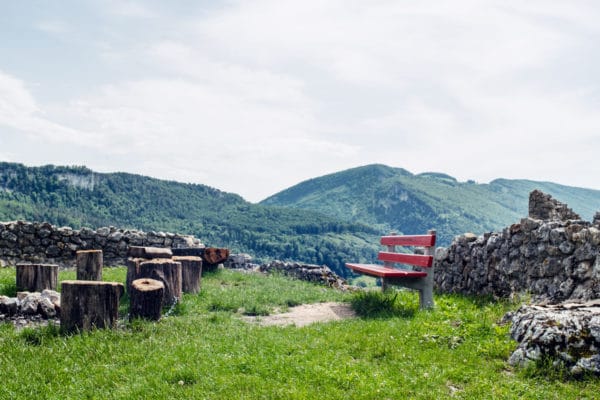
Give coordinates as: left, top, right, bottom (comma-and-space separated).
261, 164, 600, 245
2, 162, 598, 278
0, 162, 380, 277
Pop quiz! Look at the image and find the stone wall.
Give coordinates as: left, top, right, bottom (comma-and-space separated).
434, 191, 599, 303
0, 221, 203, 268
528, 189, 581, 221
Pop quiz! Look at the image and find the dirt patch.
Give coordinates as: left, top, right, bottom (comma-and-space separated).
242, 302, 356, 327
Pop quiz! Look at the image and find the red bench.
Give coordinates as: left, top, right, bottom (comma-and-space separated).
346, 229, 437, 309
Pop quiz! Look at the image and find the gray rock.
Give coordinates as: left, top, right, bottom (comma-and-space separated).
507, 301, 600, 375
0, 296, 18, 316
21, 293, 42, 315
38, 297, 56, 319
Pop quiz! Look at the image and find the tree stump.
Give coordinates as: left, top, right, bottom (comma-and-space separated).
76, 250, 103, 281
127, 259, 182, 306
125, 258, 142, 293
16, 264, 58, 292
60, 280, 124, 333
201, 248, 229, 273
129, 278, 164, 320
172, 256, 203, 294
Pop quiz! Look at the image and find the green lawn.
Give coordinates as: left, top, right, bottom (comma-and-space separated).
0, 267, 597, 399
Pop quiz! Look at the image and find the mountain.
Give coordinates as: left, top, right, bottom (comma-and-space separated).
261, 164, 600, 245
0, 162, 380, 277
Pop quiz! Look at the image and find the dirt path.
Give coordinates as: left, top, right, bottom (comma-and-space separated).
242, 302, 356, 327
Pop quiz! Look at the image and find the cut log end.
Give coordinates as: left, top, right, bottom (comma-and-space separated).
132, 278, 165, 292
127, 259, 182, 306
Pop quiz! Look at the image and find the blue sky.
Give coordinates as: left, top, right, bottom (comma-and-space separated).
1, 0, 599, 202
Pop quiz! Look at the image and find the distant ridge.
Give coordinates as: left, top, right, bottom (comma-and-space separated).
261, 164, 600, 245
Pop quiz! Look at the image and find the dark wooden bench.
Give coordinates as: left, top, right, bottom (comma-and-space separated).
346, 229, 437, 309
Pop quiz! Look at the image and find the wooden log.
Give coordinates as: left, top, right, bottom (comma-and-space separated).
127, 259, 182, 306
60, 280, 124, 333
201, 248, 229, 273
76, 250, 103, 281
16, 264, 58, 292
129, 278, 164, 320
202, 247, 229, 264
172, 256, 203, 294
127, 246, 173, 259
172, 247, 205, 257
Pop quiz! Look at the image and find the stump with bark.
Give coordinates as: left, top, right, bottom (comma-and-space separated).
201, 248, 230, 273
126, 259, 182, 306
125, 258, 143, 293
172, 256, 203, 294
16, 264, 58, 292
60, 280, 124, 333
129, 278, 164, 320
76, 250, 103, 281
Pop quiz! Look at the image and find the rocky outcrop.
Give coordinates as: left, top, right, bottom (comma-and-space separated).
506, 301, 600, 376
0, 221, 203, 268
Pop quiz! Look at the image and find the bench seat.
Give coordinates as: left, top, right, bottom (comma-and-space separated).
345, 263, 427, 278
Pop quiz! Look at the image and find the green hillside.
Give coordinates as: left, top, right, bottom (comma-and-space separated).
261, 164, 600, 245
0, 162, 380, 276
2, 162, 598, 278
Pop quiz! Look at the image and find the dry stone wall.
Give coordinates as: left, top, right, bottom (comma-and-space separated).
0, 221, 203, 268
434, 191, 599, 303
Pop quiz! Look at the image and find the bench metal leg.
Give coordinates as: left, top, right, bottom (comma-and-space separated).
419, 285, 434, 309
381, 278, 388, 292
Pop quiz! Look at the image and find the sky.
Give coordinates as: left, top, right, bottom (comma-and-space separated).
1, 0, 599, 202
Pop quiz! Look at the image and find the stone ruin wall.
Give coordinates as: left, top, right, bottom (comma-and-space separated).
434, 190, 600, 303
0, 221, 203, 268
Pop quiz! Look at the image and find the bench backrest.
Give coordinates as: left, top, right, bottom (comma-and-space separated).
378, 232, 436, 268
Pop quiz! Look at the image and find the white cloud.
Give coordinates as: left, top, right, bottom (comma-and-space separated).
36, 20, 70, 34
103, 0, 157, 19
0, 70, 103, 147
44, 76, 358, 200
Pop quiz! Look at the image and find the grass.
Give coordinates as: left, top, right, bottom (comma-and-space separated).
0, 266, 598, 399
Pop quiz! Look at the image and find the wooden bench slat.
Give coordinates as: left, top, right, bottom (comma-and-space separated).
377, 252, 433, 268
380, 234, 436, 247
345, 263, 428, 278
